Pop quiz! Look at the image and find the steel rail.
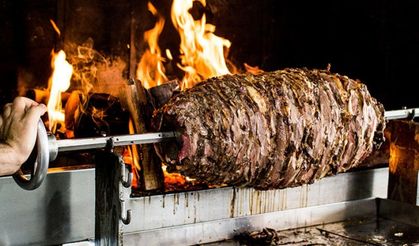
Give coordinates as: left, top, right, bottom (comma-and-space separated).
384, 107, 419, 120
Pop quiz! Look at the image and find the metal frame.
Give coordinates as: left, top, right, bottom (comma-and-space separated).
0, 166, 388, 245
0, 168, 95, 246
122, 167, 388, 245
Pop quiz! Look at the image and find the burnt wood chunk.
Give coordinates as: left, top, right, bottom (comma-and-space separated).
123, 80, 164, 192
147, 80, 180, 108
73, 93, 129, 138
155, 68, 386, 189
387, 120, 419, 205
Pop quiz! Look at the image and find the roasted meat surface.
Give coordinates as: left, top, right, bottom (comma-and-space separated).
155, 68, 385, 189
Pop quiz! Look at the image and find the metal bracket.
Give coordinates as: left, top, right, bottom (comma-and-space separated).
118, 155, 132, 225
105, 137, 115, 153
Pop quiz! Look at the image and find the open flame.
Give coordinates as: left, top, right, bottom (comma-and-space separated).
42, 2, 242, 191
136, 0, 234, 90
171, 0, 232, 89
47, 50, 73, 132
136, 2, 168, 89
132, 0, 236, 190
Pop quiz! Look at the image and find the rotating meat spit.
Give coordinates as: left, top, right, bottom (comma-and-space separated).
13, 120, 178, 190
12, 107, 419, 190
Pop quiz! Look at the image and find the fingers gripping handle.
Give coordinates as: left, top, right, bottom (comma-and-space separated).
13, 120, 50, 190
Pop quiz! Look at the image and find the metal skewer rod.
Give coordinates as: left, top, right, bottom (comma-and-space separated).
384, 107, 419, 120
54, 131, 178, 152
54, 107, 418, 153
50, 107, 417, 154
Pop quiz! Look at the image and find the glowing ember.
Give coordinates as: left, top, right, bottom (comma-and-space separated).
171, 0, 232, 89
136, 2, 168, 89
49, 19, 61, 36
162, 165, 186, 186
47, 50, 73, 133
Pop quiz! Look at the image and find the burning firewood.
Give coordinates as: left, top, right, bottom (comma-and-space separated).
123, 79, 164, 191
26, 89, 71, 105
154, 68, 386, 189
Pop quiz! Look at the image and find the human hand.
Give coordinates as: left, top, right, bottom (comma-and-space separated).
0, 97, 47, 175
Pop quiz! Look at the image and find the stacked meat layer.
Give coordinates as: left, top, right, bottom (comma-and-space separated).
155, 68, 385, 189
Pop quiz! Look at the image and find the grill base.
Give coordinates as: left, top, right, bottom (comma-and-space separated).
0, 167, 390, 245
205, 199, 419, 245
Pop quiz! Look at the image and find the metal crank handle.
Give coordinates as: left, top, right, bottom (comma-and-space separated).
13, 119, 49, 190
13, 120, 178, 190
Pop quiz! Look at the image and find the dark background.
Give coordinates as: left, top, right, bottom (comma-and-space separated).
1, 0, 418, 110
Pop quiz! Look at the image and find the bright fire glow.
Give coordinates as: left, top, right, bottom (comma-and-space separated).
47, 50, 73, 132
162, 165, 186, 187
127, 119, 141, 189
136, 2, 168, 89
171, 0, 232, 89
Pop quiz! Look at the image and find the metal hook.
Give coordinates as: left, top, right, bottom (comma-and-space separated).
121, 209, 132, 225
119, 157, 132, 188
121, 167, 133, 188
120, 200, 132, 225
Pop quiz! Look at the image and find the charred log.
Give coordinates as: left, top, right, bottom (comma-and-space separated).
123, 79, 164, 192
146, 80, 180, 109
155, 68, 386, 189
26, 88, 70, 105
73, 93, 129, 138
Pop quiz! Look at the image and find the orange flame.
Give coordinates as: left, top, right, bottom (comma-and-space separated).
244, 63, 265, 75
162, 165, 186, 186
171, 0, 232, 89
126, 119, 141, 189
49, 19, 61, 36
136, 2, 168, 89
47, 50, 73, 132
